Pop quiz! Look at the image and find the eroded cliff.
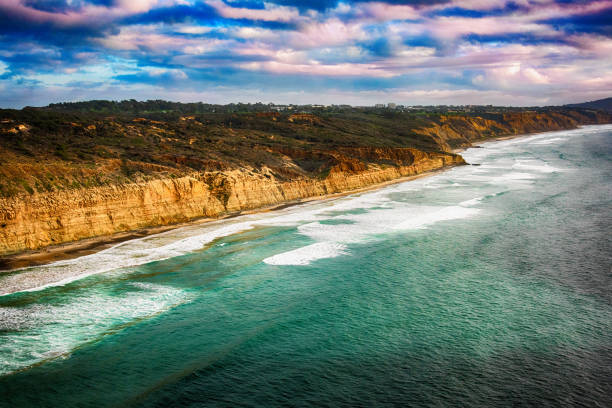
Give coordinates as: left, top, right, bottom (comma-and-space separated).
0, 149, 463, 254
414, 109, 612, 150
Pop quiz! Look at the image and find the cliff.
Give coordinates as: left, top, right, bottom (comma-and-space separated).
0, 149, 463, 254
413, 109, 612, 150
0, 105, 609, 255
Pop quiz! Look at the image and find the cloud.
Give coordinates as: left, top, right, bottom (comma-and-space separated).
0, 0, 611, 108
95, 24, 227, 53
291, 18, 366, 48
114, 0, 160, 13
205, 0, 301, 22
239, 60, 395, 77
472, 63, 551, 89
357, 2, 420, 20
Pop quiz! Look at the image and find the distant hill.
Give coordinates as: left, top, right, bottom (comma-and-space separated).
566, 97, 612, 113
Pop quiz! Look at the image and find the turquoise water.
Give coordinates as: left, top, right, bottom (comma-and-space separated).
1, 125, 611, 407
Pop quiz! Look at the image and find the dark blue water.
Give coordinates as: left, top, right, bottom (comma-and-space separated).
1, 125, 611, 407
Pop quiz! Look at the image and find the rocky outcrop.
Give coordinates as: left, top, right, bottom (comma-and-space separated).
0, 149, 464, 254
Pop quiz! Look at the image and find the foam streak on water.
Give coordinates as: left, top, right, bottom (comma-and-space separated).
0, 282, 193, 375
263, 242, 348, 265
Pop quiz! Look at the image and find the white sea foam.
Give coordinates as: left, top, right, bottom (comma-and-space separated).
393, 206, 479, 230
455, 172, 535, 187
297, 222, 361, 243
264, 200, 482, 266
0, 222, 256, 296
494, 172, 536, 181
316, 191, 392, 212
257, 206, 325, 225
459, 197, 485, 207
0, 282, 192, 375
263, 242, 348, 265
530, 137, 565, 145
512, 160, 559, 173
459, 191, 506, 207
1, 197, 359, 295
303, 204, 479, 243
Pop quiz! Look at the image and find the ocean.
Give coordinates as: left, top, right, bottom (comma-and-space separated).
1, 125, 611, 407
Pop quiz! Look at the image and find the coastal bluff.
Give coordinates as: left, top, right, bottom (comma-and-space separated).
0, 149, 463, 254
0, 104, 610, 255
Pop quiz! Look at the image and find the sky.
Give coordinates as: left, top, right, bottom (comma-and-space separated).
0, 0, 611, 108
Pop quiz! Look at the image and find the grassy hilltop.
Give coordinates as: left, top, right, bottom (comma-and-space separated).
0, 100, 609, 198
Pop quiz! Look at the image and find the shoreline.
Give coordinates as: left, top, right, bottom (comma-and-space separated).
0, 166, 456, 273
452, 124, 601, 153
453, 130, 554, 153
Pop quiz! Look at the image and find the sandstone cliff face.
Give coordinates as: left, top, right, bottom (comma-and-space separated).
414, 110, 611, 150
0, 150, 464, 254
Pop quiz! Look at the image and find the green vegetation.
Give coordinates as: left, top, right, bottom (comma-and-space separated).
0, 101, 609, 198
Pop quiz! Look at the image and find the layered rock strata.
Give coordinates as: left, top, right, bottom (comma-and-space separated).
0, 149, 463, 254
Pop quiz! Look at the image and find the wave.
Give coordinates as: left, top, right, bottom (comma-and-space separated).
393, 206, 479, 230
512, 160, 560, 173
263, 242, 348, 266
0, 282, 192, 375
459, 197, 484, 207
530, 137, 565, 145
0, 222, 257, 296
454, 172, 535, 186
459, 191, 507, 207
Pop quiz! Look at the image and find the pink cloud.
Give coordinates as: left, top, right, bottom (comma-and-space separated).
206, 0, 300, 22
473, 63, 551, 89
568, 34, 612, 57
97, 26, 227, 53
358, 2, 419, 21
291, 19, 366, 48
428, 0, 612, 17
0, 0, 181, 27
521, 0, 612, 20
443, 0, 512, 11
425, 16, 555, 40
114, 0, 160, 14
239, 60, 394, 77
0, 0, 111, 26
